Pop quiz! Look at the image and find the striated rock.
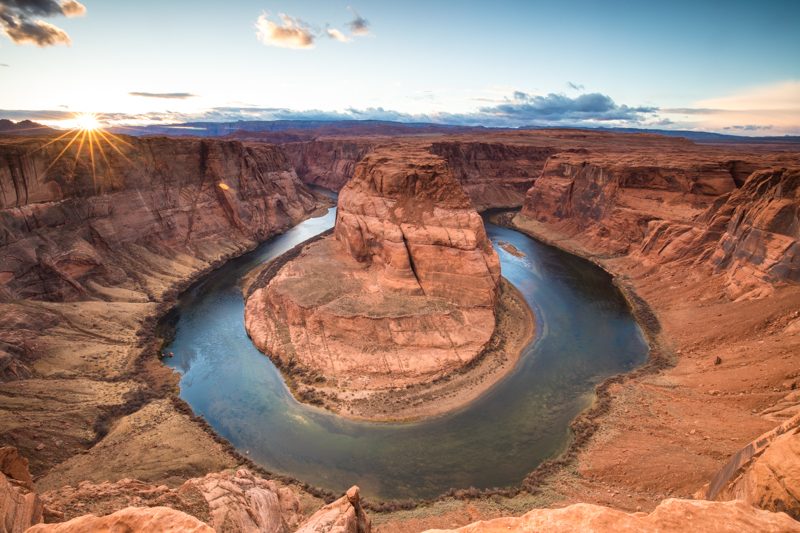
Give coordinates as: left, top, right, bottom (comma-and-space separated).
25, 506, 213, 532
0, 134, 324, 478
0, 135, 320, 302
430, 141, 555, 211
423, 499, 800, 533
518, 145, 800, 297
282, 140, 373, 191
39, 468, 304, 532
0, 447, 42, 533
180, 468, 302, 532
705, 168, 800, 298
245, 146, 501, 393
705, 413, 800, 519
295, 486, 371, 533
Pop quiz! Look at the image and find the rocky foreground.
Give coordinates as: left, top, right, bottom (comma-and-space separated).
1, 127, 799, 531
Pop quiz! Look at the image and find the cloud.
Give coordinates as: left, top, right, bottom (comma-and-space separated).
723, 124, 774, 132
0, 62, 8, 67
0, 108, 72, 120
0, 0, 85, 46
479, 91, 658, 124
347, 8, 369, 36
326, 27, 351, 43
129, 92, 197, 99
567, 81, 584, 91
255, 12, 314, 49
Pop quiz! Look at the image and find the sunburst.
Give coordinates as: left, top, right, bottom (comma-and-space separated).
33, 113, 134, 193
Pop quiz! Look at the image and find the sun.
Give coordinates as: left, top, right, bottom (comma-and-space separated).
73, 113, 102, 131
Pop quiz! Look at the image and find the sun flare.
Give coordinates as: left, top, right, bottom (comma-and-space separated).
73, 113, 102, 132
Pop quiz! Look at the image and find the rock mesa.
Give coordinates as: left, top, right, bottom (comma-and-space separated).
245, 146, 500, 392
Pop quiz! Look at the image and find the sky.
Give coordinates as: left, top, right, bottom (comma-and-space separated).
1, 0, 799, 134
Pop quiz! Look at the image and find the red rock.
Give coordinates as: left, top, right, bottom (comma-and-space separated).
245, 146, 500, 391
705, 413, 800, 519
423, 499, 800, 533
295, 485, 371, 533
25, 506, 213, 532
0, 447, 43, 533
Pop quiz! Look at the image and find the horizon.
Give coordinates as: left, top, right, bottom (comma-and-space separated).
1, 0, 799, 136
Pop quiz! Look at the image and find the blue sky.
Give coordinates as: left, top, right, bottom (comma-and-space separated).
1, 0, 799, 133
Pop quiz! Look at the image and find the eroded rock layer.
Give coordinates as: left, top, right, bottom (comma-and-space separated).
245, 146, 500, 391
0, 135, 324, 480
519, 150, 799, 298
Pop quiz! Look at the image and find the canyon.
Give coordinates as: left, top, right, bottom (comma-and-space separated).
243, 145, 538, 420
0, 125, 799, 532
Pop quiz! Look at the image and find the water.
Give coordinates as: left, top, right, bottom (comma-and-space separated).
162, 208, 648, 500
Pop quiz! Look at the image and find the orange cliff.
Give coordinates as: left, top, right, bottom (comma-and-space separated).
244, 145, 501, 398
0, 134, 327, 483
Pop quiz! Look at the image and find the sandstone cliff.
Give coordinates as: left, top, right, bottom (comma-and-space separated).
0, 447, 42, 533
430, 141, 555, 211
245, 146, 501, 399
703, 413, 800, 519
519, 150, 799, 298
281, 140, 373, 192
0, 134, 325, 480
0, 136, 320, 301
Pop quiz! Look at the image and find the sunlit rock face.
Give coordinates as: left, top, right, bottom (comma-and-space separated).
0, 136, 320, 302
704, 413, 800, 520
245, 145, 501, 390
422, 499, 800, 533
517, 143, 800, 299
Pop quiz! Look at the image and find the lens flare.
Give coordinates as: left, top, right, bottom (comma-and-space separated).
74, 113, 101, 132
32, 112, 133, 194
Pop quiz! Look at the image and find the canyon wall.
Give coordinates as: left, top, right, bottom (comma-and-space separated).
0, 136, 321, 302
518, 150, 799, 298
281, 140, 373, 191
430, 141, 555, 211
0, 135, 324, 480
282, 138, 555, 211
245, 145, 501, 393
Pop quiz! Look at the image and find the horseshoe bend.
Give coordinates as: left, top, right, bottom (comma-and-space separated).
2, 4, 800, 527
243, 145, 538, 420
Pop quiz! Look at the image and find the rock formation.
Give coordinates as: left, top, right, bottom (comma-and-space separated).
26, 507, 214, 532
423, 499, 800, 532
0, 135, 321, 301
27, 464, 368, 533
518, 149, 799, 298
245, 145, 501, 395
704, 413, 800, 519
0, 447, 42, 533
282, 140, 373, 191
430, 141, 555, 211
295, 486, 371, 533
0, 134, 326, 481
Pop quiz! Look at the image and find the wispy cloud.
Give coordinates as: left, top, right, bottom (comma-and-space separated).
0, 62, 8, 67
0, 0, 86, 46
255, 8, 370, 49
326, 27, 351, 43
129, 92, 197, 99
347, 8, 369, 36
255, 12, 315, 49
